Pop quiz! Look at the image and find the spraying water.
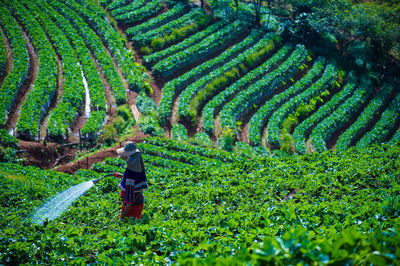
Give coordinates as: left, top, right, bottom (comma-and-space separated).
30, 174, 112, 225
31, 180, 95, 225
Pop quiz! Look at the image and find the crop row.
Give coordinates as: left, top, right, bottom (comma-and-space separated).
248, 58, 325, 146
0, 30, 5, 76
126, 3, 188, 38
111, 0, 146, 18
293, 73, 357, 154
0, 3, 29, 127
4, 0, 58, 140
310, 81, 372, 152
60, 0, 150, 92
51, 0, 125, 105
336, 84, 394, 151
137, 143, 228, 167
143, 20, 227, 66
267, 63, 338, 149
220, 44, 308, 137
153, 20, 246, 79
105, 0, 130, 11
115, 0, 163, 26
158, 23, 254, 126
144, 137, 241, 163
177, 31, 271, 124
355, 91, 400, 148
27, 0, 85, 141
132, 8, 205, 46
389, 128, 400, 144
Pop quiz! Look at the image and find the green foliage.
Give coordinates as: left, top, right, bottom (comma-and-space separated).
188, 132, 213, 148
1, 140, 400, 264
136, 93, 157, 116
171, 124, 188, 141
137, 112, 164, 137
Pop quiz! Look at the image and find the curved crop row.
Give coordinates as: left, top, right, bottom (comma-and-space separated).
143, 20, 227, 66
220, 44, 308, 137
60, 0, 150, 92
111, 0, 146, 18
0, 3, 29, 126
0, 30, 5, 76
126, 3, 188, 38
153, 20, 246, 79
80, 110, 106, 143
27, 0, 85, 141
310, 81, 373, 152
293, 73, 358, 154
51, 0, 125, 104
336, 84, 394, 151
248, 58, 325, 146
178, 31, 273, 124
158, 23, 254, 126
5, 0, 58, 140
132, 8, 205, 46
115, 0, 163, 26
144, 137, 241, 163
355, 91, 400, 148
267, 64, 338, 149
105, 0, 130, 11
389, 128, 400, 144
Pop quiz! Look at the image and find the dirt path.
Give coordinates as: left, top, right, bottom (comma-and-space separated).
0, 27, 13, 86
6, 28, 38, 134
55, 129, 147, 174
39, 54, 64, 142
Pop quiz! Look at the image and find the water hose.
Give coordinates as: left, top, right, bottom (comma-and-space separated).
92, 173, 114, 184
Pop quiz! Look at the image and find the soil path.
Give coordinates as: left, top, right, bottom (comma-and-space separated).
0, 27, 13, 86
55, 129, 147, 174
6, 28, 38, 134
39, 54, 64, 142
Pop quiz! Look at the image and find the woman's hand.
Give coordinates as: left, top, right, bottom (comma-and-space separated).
113, 172, 123, 178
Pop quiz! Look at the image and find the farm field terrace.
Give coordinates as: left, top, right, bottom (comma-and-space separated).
1, 138, 400, 264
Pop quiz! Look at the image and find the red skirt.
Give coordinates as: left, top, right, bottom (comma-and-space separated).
120, 190, 144, 220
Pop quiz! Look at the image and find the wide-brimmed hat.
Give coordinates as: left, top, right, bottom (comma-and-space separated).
116, 141, 140, 157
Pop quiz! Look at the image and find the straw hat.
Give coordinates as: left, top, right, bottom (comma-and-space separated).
116, 141, 140, 158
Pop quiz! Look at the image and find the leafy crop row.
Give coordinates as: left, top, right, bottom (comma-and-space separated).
293, 73, 358, 154
248, 58, 325, 146
105, 0, 130, 11
0, 3, 29, 127
220, 44, 308, 137
336, 84, 394, 151
310, 81, 372, 152
177, 30, 270, 125
110, 0, 146, 18
143, 20, 227, 67
132, 8, 205, 46
115, 0, 163, 26
267, 63, 338, 149
60, 0, 150, 92
27, 0, 85, 141
171, 123, 188, 141
157, 23, 255, 126
5, 0, 58, 140
126, 3, 188, 38
356, 91, 400, 148
0, 30, 5, 77
152, 20, 246, 79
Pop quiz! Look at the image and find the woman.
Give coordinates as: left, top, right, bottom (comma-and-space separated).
113, 141, 148, 220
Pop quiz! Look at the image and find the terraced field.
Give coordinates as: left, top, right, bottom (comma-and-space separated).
0, 0, 399, 155
101, 0, 399, 154
0, 0, 149, 143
